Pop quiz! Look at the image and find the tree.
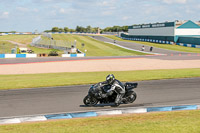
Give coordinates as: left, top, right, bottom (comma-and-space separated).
112, 26, 121, 32
44, 30, 51, 32
76, 26, 87, 32
69, 29, 76, 32
122, 26, 128, 32
64, 27, 69, 32
45, 25, 129, 33
102, 27, 112, 32
52, 27, 59, 32
58, 28, 64, 32
86, 26, 92, 33
92, 27, 99, 33
76, 26, 80, 32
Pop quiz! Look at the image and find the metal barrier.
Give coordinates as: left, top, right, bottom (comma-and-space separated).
31, 35, 71, 51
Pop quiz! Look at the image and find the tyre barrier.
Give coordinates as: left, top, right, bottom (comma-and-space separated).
0, 104, 199, 125
62, 53, 86, 57
121, 37, 200, 49
0, 54, 37, 58
0, 53, 86, 58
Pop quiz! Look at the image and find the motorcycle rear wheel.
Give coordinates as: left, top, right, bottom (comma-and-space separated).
83, 95, 98, 106
128, 91, 137, 103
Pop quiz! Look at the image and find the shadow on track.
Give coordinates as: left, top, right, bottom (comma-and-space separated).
80, 103, 152, 108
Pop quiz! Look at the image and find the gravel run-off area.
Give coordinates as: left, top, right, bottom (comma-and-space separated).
0, 58, 200, 75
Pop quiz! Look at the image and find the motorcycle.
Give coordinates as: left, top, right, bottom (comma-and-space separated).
83, 82, 138, 107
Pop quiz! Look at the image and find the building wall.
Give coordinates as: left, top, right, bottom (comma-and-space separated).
177, 37, 200, 45
175, 29, 200, 36
126, 20, 200, 45
129, 27, 175, 36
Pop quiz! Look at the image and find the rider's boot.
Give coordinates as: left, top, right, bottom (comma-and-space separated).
114, 93, 125, 106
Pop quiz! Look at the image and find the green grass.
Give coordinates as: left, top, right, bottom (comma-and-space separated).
0, 35, 38, 44
0, 35, 64, 55
104, 35, 200, 53
0, 41, 16, 54
0, 68, 200, 90
28, 45, 64, 55
0, 110, 200, 133
0, 34, 147, 56
51, 34, 146, 56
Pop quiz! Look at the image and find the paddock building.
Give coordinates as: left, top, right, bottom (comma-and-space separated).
121, 20, 200, 46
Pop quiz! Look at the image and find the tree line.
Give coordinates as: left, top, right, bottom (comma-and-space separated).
44, 25, 128, 33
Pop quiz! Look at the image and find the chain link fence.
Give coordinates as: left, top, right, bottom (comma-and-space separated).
31, 34, 72, 51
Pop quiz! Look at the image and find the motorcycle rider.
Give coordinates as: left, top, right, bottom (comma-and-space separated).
100, 74, 125, 106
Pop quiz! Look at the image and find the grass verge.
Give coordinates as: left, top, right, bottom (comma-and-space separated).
52, 34, 146, 56
0, 34, 147, 56
27, 45, 64, 55
0, 110, 200, 133
104, 35, 200, 53
0, 68, 200, 90
0, 41, 16, 54
0, 35, 38, 44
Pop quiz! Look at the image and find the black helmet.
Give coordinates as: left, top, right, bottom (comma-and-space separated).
106, 74, 115, 84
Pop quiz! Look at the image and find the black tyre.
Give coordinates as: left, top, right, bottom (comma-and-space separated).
111, 103, 120, 107
83, 95, 98, 106
127, 91, 137, 103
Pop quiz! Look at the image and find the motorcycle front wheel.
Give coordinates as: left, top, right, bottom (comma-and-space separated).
83, 95, 98, 106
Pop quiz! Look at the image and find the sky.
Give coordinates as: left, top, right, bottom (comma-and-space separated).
0, 0, 199, 32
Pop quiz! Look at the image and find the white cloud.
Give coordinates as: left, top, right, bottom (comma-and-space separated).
16, 7, 40, 13
33, 8, 39, 12
59, 8, 65, 13
0, 11, 9, 19
99, 0, 118, 8
42, 0, 53, 2
122, 16, 131, 20
0, 0, 199, 32
56, 7, 76, 15
102, 1, 109, 6
102, 11, 113, 16
16, 7, 29, 12
50, 10, 57, 16
185, 9, 194, 14
3, 12, 9, 15
162, 0, 187, 4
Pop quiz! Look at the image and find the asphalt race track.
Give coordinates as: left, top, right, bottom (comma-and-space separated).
0, 54, 200, 65
91, 36, 190, 54
0, 78, 199, 118
0, 36, 199, 65
0, 36, 199, 118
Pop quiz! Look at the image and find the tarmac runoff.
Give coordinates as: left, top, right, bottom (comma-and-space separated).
0, 104, 199, 125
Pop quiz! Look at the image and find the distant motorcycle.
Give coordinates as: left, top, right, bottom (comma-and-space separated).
83, 82, 138, 106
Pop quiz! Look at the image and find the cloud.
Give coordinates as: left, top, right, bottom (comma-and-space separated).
59, 8, 65, 13
162, 0, 187, 4
122, 16, 131, 20
99, 0, 118, 8
0, 11, 9, 19
16, 7, 29, 12
0, 0, 199, 32
33, 8, 39, 12
101, 11, 113, 16
185, 9, 194, 14
33, 0, 95, 4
